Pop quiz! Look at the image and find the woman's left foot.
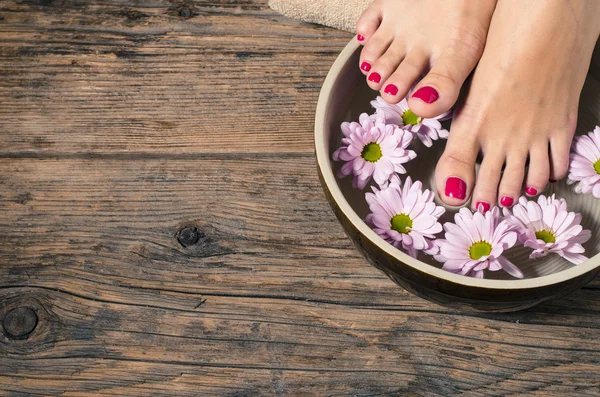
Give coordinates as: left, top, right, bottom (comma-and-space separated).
435, 0, 600, 210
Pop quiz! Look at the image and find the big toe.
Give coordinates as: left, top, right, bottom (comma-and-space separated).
435, 128, 479, 206
408, 40, 485, 118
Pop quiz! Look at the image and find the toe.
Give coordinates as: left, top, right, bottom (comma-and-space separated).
368, 41, 406, 92
380, 50, 428, 104
549, 134, 573, 181
471, 151, 507, 211
408, 43, 484, 118
356, 1, 382, 44
524, 144, 550, 197
359, 26, 393, 78
435, 124, 479, 206
495, 151, 527, 208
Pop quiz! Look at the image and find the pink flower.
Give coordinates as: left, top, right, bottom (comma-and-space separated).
365, 175, 445, 258
370, 96, 450, 147
332, 113, 416, 189
435, 207, 523, 279
567, 126, 600, 197
503, 195, 591, 264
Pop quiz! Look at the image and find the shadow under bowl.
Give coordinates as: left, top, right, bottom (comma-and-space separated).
314, 39, 600, 312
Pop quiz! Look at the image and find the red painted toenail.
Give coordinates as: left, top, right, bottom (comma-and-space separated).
549, 179, 558, 183
360, 62, 371, 72
357, 35, 365, 41
368, 72, 381, 83
525, 187, 538, 196
500, 196, 514, 207
475, 201, 491, 213
412, 86, 439, 104
445, 177, 467, 200
384, 84, 398, 96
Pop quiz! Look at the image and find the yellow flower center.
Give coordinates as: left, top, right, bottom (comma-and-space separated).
469, 241, 492, 260
535, 230, 556, 244
402, 109, 422, 126
361, 142, 382, 162
594, 158, 600, 174
391, 214, 413, 234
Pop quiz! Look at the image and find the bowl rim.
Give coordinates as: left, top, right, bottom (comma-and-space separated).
314, 38, 600, 290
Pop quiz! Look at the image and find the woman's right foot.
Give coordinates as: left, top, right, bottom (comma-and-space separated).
356, 0, 497, 118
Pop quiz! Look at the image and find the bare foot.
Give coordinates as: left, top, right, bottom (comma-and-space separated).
356, 0, 497, 118
435, 0, 600, 210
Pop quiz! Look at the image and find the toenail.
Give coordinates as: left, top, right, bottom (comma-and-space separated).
384, 84, 398, 96
357, 35, 365, 41
549, 179, 558, 183
368, 72, 381, 83
360, 62, 371, 72
445, 177, 467, 200
412, 86, 439, 104
525, 186, 538, 196
500, 196, 514, 207
476, 201, 491, 212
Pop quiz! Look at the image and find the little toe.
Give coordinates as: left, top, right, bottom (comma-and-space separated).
549, 134, 573, 181
471, 151, 507, 211
355, 0, 383, 44
359, 26, 393, 77
435, 126, 479, 206
496, 153, 528, 208
524, 145, 550, 197
408, 46, 483, 118
380, 51, 428, 104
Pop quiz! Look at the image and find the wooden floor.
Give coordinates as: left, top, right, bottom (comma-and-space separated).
1, 1, 600, 396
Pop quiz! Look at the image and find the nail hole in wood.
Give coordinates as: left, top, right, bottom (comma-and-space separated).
3, 307, 38, 340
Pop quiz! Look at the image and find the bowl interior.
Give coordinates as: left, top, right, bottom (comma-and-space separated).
319, 40, 600, 283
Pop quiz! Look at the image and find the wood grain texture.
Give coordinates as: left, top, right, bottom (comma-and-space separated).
1, 0, 600, 396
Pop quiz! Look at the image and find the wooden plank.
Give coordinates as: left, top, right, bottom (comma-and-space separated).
0, 0, 352, 156
1, 158, 600, 395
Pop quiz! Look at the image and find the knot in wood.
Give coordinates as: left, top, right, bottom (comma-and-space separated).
179, 8, 192, 18
177, 226, 202, 247
3, 307, 38, 339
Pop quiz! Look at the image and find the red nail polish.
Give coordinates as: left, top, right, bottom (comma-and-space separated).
500, 196, 514, 207
368, 72, 381, 83
360, 62, 371, 72
445, 177, 467, 200
525, 187, 538, 196
549, 179, 557, 183
357, 35, 365, 41
475, 201, 491, 213
384, 84, 398, 96
412, 86, 439, 104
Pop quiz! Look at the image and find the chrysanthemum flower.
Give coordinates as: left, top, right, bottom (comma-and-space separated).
503, 195, 591, 264
435, 207, 523, 279
332, 113, 416, 189
365, 175, 445, 258
370, 96, 450, 147
568, 126, 600, 197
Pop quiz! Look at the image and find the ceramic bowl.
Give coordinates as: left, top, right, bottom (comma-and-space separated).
315, 39, 600, 312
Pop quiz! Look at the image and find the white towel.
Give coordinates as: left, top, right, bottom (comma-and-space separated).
268, 0, 371, 32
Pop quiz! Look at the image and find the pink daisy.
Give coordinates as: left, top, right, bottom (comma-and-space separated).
370, 96, 450, 147
567, 126, 600, 197
503, 195, 591, 265
435, 207, 523, 279
365, 175, 445, 258
332, 113, 416, 189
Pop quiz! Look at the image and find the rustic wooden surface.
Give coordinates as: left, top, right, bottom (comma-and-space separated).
1, 1, 600, 396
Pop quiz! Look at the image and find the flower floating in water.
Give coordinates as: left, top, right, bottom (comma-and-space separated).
435, 207, 523, 279
365, 175, 445, 258
370, 96, 450, 147
333, 113, 416, 189
568, 126, 600, 197
503, 195, 591, 264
